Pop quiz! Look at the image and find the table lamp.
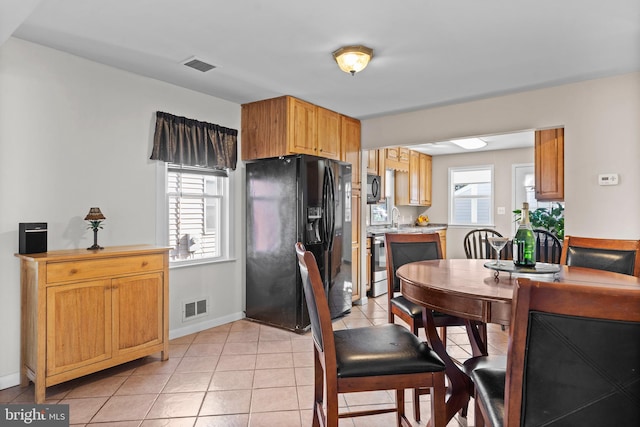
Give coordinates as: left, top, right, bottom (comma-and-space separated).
85, 207, 106, 250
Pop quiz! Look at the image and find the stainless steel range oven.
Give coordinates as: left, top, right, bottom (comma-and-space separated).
370, 234, 388, 297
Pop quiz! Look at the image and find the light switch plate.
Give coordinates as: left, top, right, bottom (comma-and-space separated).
598, 173, 619, 186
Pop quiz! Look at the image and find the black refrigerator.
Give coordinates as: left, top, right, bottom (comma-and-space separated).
245, 154, 353, 332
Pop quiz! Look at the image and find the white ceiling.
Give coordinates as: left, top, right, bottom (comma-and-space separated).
2, 0, 639, 154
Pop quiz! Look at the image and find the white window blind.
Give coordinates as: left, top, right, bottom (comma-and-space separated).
167, 165, 226, 262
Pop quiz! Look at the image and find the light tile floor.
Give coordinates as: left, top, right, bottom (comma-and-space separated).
0, 294, 508, 426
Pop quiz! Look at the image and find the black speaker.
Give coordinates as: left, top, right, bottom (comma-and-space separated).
19, 223, 48, 254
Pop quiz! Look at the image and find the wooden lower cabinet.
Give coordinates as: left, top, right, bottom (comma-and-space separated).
17, 245, 169, 403
437, 229, 447, 258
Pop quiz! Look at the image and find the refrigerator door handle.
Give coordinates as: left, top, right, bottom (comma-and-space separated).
321, 168, 329, 248
326, 166, 336, 251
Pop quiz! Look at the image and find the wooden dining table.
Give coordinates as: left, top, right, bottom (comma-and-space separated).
396, 258, 640, 425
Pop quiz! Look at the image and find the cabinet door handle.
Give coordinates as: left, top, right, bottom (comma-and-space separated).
69, 269, 78, 275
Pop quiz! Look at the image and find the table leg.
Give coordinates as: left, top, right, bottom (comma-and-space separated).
422, 310, 472, 427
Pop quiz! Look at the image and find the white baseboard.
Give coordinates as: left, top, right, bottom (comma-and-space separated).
0, 373, 20, 391
0, 312, 246, 391
169, 311, 245, 340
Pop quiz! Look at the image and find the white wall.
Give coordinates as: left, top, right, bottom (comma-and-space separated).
362, 72, 640, 240
0, 38, 244, 388
427, 147, 534, 259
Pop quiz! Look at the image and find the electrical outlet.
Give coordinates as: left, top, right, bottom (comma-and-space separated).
497, 207, 506, 215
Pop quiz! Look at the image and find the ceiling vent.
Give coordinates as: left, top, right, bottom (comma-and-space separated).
182, 57, 216, 72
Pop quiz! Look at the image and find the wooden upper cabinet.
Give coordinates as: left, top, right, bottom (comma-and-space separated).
317, 107, 341, 160
378, 151, 387, 202
241, 96, 285, 160
386, 147, 399, 162
289, 97, 318, 156
341, 115, 361, 188
535, 128, 564, 201
385, 146, 409, 172
242, 95, 358, 163
395, 149, 432, 207
419, 153, 432, 206
399, 147, 411, 164
367, 149, 379, 174
409, 150, 420, 205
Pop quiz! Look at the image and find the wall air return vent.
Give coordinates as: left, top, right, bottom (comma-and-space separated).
182, 57, 216, 72
183, 298, 209, 321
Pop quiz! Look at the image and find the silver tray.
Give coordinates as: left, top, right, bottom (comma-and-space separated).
484, 260, 561, 280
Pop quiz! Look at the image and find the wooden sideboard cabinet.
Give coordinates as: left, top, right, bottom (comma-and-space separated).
16, 245, 170, 403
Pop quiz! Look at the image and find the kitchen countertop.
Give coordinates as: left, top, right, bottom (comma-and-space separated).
367, 223, 448, 237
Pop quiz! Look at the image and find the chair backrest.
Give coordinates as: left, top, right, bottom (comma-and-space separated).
295, 242, 336, 357
385, 232, 442, 295
560, 235, 640, 276
504, 278, 640, 427
533, 229, 562, 264
463, 228, 504, 259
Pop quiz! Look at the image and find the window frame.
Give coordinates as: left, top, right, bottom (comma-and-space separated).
448, 165, 494, 227
156, 162, 234, 268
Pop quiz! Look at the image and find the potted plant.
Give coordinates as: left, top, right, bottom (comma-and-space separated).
513, 203, 564, 240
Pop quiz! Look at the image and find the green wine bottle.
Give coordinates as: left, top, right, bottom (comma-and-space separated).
513, 202, 536, 267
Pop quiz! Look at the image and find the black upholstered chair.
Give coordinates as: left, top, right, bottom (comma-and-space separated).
295, 242, 447, 427
560, 235, 640, 276
533, 229, 562, 264
385, 232, 468, 421
470, 278, 640, 427
464, 228, 507, 260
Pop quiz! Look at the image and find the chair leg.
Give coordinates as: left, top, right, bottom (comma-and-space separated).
408, 316, 423, 422
326, 391, 339, 427
396, 389, 407, 427
474, 393, 485, 427
430, 372, 447, 427
313, 351, 323, 427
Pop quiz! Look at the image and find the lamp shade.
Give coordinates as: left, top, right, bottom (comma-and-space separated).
84, 207, 106, 221
332, 45, 373, 75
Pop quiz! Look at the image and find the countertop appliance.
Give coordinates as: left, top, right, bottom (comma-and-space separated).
366, 173, 381, 204
246, 155, 353, 332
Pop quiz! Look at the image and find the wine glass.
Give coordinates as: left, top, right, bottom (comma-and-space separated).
487, 236, 509, 266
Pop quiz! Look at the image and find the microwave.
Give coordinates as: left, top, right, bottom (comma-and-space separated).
366, 173, 381, 204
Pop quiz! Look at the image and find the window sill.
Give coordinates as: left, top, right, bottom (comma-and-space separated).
170, 256, 237, 269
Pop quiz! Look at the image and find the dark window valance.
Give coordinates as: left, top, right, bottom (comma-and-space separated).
150, 111, 238, 170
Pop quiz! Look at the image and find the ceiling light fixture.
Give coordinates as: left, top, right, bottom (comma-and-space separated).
450, 137, 487, 150
332, 45, 373, 76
